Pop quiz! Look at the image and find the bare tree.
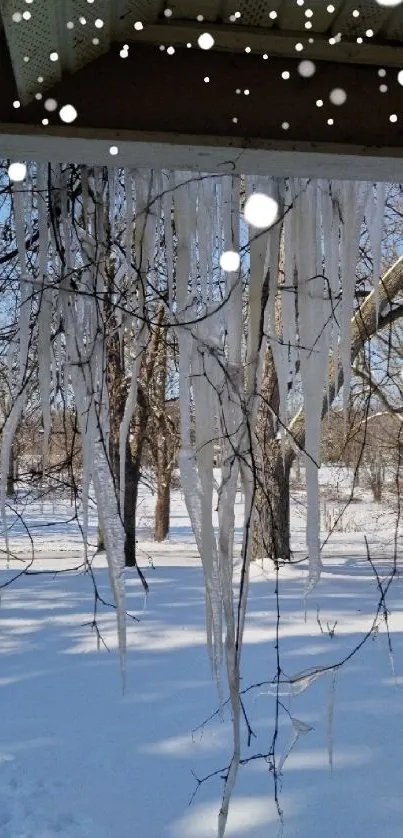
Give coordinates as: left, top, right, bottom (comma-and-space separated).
253, 252, 403, 561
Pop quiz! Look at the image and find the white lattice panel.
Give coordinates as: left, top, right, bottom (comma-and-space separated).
278, 0, 344, 35
236, 0, 280, 27
2, 0, 403, 106
382, 6, 403, 42
330, 0, 392, 38
1, 0, 62, 104
60, 0, 111, 74
238, 0, 265, 26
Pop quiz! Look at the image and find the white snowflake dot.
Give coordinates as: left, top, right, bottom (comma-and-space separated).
44, 98, 58, 112
198, 32, 214, 50
244, 193, 278, 229
59, 104, 78, 123
220, 250, 240, 272
329, 87, 347, 105
8, 162, 27, 182
298, 59, 316, 77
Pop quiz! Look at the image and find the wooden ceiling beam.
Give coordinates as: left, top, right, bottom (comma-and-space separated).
1, 36, 403, 181
131, 21, 403, 68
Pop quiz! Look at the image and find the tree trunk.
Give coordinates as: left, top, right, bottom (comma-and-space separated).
369, 457, 383, 502
252, 441, 292, 562
97, 523, 105, 551
252, 332, 293, 562
124, 305, 166, 564
124, 443, 140, 566
154, 476, 170, 542
6, 446, 15, 497
150, 308, 177, 543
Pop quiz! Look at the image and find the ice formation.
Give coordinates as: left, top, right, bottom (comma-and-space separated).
0, 166, 384, 836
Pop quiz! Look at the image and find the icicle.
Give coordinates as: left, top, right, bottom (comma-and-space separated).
217, 177, 284, 838
282, 184, 298, 394
1, 394, 26, 561
93, 438, 127, 685
320, 181, 338, 406
12, 185, 30, 381
108, 166, 117, 243
118, 349, 143, 515
81, 165, 89, 225
294, 181, 327, 586
278, 717, 313, 773
118, 170, 155, 516
25, 163, 34, 240
172, 174, 224, 683
367, 182, 385, 325
37, 164, 52, 468
245, 176, 271, 401
162, 170, 175, 306
1, 182, 31, 560
339, 181, 370, 418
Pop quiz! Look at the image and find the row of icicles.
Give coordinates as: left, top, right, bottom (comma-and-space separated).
1, 168, 385, 837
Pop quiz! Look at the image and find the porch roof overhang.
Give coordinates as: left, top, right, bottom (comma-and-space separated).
2, 0, 403, 179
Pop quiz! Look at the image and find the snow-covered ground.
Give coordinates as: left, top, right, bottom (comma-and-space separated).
0, 470, 402, 837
